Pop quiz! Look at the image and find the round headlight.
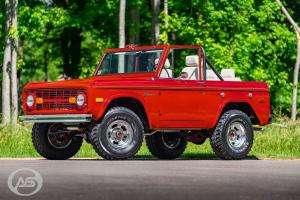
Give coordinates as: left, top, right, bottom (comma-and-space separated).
76, 94, 85, 106
26, 95, 34, 107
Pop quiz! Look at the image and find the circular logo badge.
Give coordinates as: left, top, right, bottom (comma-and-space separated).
7, 168, 43, 196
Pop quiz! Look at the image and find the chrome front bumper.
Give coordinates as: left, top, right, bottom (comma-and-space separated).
19, 114, 93, 123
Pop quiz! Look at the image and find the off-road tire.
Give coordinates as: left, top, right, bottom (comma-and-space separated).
32, 123, 83, 160
89, 107, 144, 160
210, 110, 253, 160
146, 132, 187, 159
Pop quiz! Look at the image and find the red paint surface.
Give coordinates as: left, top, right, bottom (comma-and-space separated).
22, 45, 270, 129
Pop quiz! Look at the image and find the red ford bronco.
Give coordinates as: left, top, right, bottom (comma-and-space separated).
21, 44, 270, 160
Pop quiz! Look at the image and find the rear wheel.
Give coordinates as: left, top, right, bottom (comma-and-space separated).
146, 132, 187, 159
210, 110, 253, 160
89, 107, 144, 160
32, 123, 83, 160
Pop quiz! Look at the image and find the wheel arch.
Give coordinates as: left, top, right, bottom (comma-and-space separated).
101, 96, 150, 131
216, 102, 260, 126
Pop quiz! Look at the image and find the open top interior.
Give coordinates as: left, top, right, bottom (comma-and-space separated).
95, 45, 241, 81
158, 48, 241, 81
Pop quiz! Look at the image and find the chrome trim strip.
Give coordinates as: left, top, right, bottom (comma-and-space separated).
19, 114, 92, 123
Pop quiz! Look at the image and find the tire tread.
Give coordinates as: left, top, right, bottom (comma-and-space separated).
88, 107, 144, 160
32, 123, 83, 160
146, 132, 187, 159
210, 110, 253, 160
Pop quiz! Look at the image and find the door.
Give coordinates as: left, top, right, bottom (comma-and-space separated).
154, 47, 210, 128
155, 79, 209, 128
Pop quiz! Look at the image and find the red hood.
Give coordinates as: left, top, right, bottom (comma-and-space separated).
23, 73, 155, 90
23, 78, 94, 90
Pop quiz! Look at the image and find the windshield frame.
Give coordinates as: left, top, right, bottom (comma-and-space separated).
93, 45, 168, 77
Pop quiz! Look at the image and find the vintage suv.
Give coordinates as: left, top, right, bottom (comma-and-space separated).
21, 44, 270, 160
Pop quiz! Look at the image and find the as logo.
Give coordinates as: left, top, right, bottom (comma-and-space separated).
8, 168, 43, 196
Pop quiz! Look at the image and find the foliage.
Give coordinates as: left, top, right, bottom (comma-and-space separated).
0, 0, 300, 115
166, 0, 299, 113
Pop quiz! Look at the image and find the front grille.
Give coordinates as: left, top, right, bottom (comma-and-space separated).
29, 89, 85, 111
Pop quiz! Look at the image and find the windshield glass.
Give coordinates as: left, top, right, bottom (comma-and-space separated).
96, 49, 163, 75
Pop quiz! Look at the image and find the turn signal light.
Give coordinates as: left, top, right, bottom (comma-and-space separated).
69, 97, 76, 103
36, 98, 43, 104
96, 98, 104, 103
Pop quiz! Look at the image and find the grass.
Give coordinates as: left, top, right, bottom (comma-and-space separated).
0, 120, 300, 159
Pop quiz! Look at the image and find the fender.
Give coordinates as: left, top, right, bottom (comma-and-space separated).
92, 91, 152, 127
211, 99, 266, 128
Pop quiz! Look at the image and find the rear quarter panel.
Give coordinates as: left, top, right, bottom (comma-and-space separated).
204, 81, 270, 127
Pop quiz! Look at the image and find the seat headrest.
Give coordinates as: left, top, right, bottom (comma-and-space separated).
221, 69, 235, 78
186, 55, 199, 67
155, 58, 171, 68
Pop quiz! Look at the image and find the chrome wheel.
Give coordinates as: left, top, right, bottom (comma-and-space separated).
106, 120, 134, 149
226, 121, 247, 151
47, 124, 72, 149
161, 133, 182, 149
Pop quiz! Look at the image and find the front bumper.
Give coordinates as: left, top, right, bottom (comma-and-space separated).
19, 114, 92, 123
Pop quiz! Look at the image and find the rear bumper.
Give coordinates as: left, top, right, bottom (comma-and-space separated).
19, 114, 92, 123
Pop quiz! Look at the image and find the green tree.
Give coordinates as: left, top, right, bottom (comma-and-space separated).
276, 0, 300, 120
166, 0, 297, 114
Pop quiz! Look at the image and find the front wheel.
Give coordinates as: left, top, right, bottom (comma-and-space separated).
32, 123, 83, 160
89, 107, 144, 160
210, 110, 254, 160
146, 132, 187, 159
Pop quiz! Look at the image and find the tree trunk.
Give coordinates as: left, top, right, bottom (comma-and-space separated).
11, 0, 19, 125
118, 0, 126, 73
61, 27, 82, 79
151, 0, 160, 45
129, 7, 140, 44
2, 0, 12, 125
163, 0, 168, 42
292, 33, 300, 121
276, 0, 300, 121
60, 1, 84, 79
276, 0, 300, 34
119, 0, 126, 48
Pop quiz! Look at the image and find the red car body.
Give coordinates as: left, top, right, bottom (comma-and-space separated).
22, 44, 270, 129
